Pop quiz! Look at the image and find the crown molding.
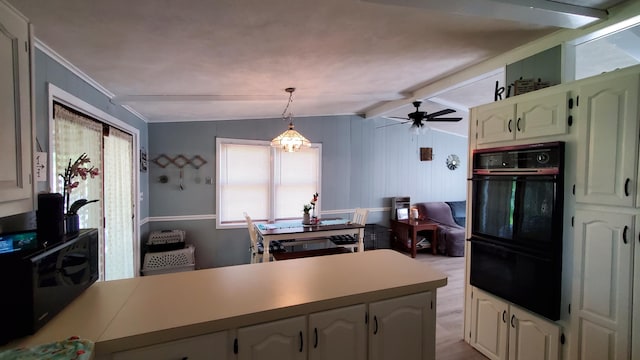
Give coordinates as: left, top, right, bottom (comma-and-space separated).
34, 38, 148, 123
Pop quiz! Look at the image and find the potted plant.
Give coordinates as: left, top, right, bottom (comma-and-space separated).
59, 153, 100, 234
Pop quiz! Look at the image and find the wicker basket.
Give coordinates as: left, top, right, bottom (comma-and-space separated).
146, 229, 186, 252
142, 245, 195, 276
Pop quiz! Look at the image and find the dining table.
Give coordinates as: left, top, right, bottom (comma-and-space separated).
255, 219, 366, 261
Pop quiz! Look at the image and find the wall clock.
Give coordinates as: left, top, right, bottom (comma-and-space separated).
446, 154, 460, 170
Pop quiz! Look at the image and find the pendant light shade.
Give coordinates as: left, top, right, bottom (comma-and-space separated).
271, 87, 311, 152
270, 122, 311, 152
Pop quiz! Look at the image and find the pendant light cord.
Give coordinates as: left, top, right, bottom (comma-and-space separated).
282, 87, 295, 120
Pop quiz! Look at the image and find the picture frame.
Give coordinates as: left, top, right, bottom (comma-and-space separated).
397, 208, 409, 220
420, 147, 433, 161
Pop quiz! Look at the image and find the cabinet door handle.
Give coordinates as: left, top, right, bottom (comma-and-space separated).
299, 331, 304, 352
373, 316, 379, 335
502, 310, 507, 323
314, 327, 318, 348
516, 118, 521, 132
624, 178, 631, 196
623, 225, 629, 244
508, 119, 513, 133
510, 314, 516, 328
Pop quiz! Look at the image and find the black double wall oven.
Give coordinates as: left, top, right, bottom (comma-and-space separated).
470, 141, 564, 321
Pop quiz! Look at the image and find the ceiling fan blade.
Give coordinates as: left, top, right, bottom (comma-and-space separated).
425, 117, 462, 122
376, 121, 410, 129
389, 116, 410, 120
427, 109, 456, 118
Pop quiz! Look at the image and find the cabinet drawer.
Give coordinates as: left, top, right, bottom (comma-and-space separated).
112, 331, 230, 360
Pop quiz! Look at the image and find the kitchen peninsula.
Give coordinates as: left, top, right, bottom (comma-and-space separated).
2, 250, 447, 359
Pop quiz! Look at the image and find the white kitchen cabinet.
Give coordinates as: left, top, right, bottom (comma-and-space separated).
571, 209, 634, 360
237, 316, 306, 360
509, 306, 560, 360
368, 291, 434, 360
470, 287, 561, 360
112, 331, 231, 360
633, 216, 640, 360
308, 304, 367, 360
470, 287, 508, 360
574, 72, 639, 207
475, 88, 568, 145
0, 1, 34, 218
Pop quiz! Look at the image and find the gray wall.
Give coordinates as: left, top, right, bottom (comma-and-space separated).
33, 48, 150, 222
148, 116, 468, 269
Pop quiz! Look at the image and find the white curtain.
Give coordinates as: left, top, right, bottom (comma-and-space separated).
53, 103, 135, 281
103, 127, 134, 280
53, 104, 104, 275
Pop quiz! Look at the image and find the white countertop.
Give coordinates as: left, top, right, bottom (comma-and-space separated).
3, 249, 447, 355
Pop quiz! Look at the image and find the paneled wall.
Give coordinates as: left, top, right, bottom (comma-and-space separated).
148, 116, 468, 268
33, 48, 150, 221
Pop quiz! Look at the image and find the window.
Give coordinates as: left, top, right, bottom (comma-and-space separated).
216, 138, 321, 227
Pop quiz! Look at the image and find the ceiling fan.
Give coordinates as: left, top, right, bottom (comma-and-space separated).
378, 101, 462, 131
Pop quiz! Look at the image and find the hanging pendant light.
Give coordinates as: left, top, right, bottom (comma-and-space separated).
270, 87, 311, 152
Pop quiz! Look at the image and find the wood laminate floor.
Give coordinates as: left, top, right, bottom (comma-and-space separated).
413, 251, 487, 360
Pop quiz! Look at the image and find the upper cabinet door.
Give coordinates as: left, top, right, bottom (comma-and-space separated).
476, 88, 569, 146
476, 102, 517, 145
0, 2, 33, 217
575, 73, 639, 207
516, 89, 568, 140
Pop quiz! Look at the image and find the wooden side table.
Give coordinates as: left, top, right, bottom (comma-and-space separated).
390, 219, 438, 258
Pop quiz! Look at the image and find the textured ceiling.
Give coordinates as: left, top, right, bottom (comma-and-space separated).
6, 0, 630, 136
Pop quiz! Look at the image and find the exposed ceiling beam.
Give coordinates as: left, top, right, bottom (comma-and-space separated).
362, 0, 607, 28
428, 97, 471, 113
365, 0, 640, 119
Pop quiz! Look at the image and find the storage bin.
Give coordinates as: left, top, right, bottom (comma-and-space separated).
141, 245, 195, 276
146, 229, 186, 252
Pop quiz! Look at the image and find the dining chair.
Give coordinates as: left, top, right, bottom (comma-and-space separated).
244, 212, 286, 263
329, 208, 369, 251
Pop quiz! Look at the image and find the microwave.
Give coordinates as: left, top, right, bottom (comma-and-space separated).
0, 228, 98, 344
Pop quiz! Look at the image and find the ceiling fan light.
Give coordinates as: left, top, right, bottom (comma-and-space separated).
271, 122, 311, 152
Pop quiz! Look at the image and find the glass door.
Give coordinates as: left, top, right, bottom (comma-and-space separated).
471, 176, 516, 242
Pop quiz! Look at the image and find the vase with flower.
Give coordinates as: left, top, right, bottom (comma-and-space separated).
310, 192, 319, 224
302, 204, 312, 225
59, 153, 100, 235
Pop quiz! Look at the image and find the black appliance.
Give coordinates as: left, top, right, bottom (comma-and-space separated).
0, 228, 98, 344
470, 141, 564, 321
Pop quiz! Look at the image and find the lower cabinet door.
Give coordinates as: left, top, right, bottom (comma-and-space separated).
470, 287, 561, 360
112, 331, 230, 360
369, 291, 434, 360
308, 304, 367, 360
470, 288, 509, 360
509, 306, 560, 360
237, 316, 306, 360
